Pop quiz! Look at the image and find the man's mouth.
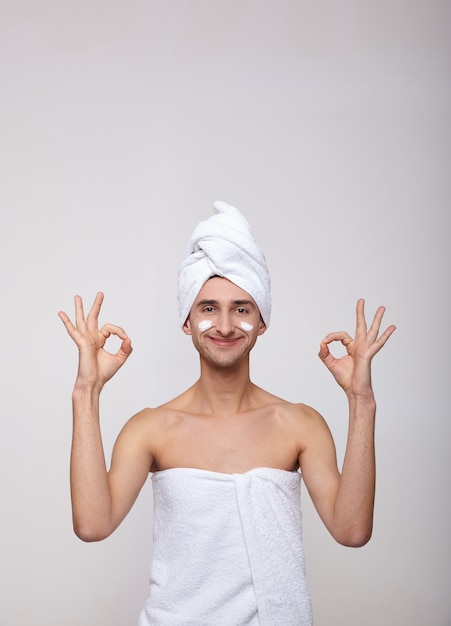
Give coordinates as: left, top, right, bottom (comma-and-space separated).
207, 336, 242, 347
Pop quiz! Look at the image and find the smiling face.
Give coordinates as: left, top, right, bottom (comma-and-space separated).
183, 277, 267, 369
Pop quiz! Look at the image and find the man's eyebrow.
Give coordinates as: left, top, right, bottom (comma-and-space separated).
233, 300, 255, 307
196, 299, 219, 306
195, 299, 255, 307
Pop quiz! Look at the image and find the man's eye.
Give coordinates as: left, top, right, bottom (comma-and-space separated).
236, 308, 248, 314
203, 306, 215, 313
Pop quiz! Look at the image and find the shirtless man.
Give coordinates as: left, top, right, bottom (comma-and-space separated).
59, 202, 395, 625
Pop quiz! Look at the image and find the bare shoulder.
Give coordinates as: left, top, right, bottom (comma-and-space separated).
112, 407, 160, 457
289, 402, 329, 428
271, 397, 333, 448
111, 403, 179, 473
116, 388, 195, 444
255, 385, 325, 424
118, 403, 177, 436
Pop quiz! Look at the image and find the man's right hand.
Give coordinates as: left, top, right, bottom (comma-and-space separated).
58, 292, 133, 390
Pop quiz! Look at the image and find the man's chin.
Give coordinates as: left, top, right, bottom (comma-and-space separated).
203, 349, 248, 370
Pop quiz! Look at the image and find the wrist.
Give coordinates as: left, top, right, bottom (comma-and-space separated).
72, 380, 103, 399
346, 390, 376, 410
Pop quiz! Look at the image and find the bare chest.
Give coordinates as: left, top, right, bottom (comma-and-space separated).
152, 411, 300, 474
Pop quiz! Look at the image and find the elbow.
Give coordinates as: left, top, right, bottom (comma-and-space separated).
333, 523, 373, 548
73, 520, 113, 543
339, 531, 372, 548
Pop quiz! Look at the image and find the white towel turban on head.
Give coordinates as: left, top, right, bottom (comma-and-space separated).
177, 201, 271, 327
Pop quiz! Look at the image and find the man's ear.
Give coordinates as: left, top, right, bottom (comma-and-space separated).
182, 317, 192, 335
257, 318, 267, 336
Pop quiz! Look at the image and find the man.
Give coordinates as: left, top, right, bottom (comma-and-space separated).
58, 201, 396, 625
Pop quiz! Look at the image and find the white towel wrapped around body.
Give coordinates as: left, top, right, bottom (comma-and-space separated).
177, 201, 271, 327
138, 467, 312, 626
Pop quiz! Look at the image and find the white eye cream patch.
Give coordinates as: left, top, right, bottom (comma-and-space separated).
240, 322, 254, 332
198, 320, 212, 332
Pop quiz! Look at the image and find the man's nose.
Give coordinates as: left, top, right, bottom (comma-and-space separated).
216, 312, 234, 336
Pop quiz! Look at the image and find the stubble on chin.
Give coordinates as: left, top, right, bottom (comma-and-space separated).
198, 338, 250, 370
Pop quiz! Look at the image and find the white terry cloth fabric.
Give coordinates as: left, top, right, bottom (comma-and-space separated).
177, 201, 271, 328
138, 467, 312, 626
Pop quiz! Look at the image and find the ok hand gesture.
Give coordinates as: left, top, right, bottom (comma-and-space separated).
318, 299, 396, 398
58, 292, 133, 390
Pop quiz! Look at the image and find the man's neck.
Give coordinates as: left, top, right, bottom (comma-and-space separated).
192, 359, 257, 417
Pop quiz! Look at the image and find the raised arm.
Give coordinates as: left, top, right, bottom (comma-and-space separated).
301, 299, 396, 547
59, 292, 148, 541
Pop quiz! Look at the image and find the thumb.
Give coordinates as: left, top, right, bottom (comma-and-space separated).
117, 337, 133, 361
318, 340, 330, 362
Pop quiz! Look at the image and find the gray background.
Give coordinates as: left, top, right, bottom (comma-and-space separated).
1, 1, 449, 624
